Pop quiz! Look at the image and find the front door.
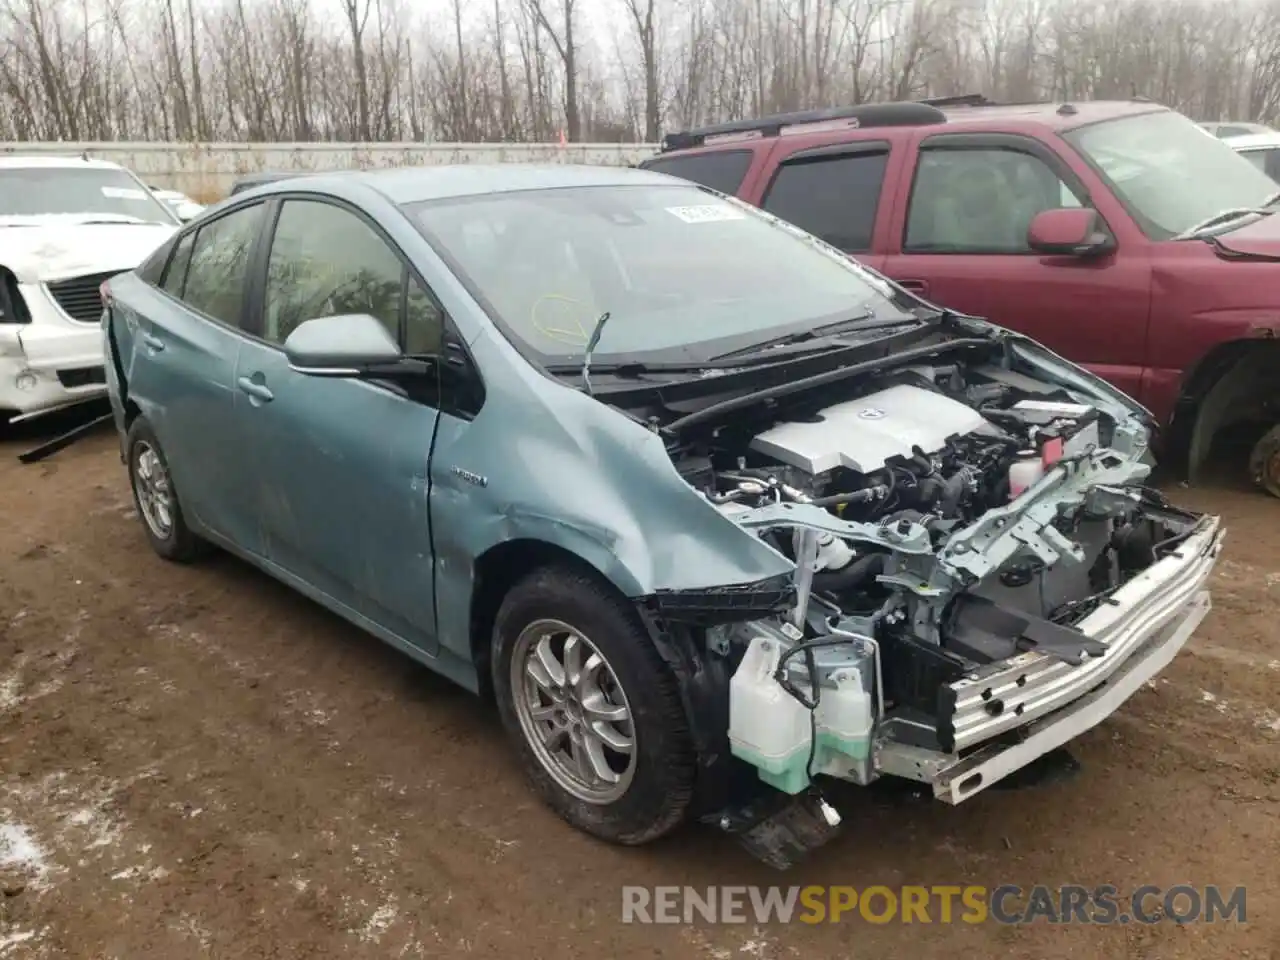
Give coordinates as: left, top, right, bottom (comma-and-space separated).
880, 132, 1153, 399
236, 197, 447, 653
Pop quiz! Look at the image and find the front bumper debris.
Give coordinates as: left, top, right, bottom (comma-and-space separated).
878, 515, 1223, 802
0, 304, 107, 421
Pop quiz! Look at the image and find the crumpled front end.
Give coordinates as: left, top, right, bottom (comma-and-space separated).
0, 220, 174, 422
650, 344, 1224, 850
0, 279, 110, 422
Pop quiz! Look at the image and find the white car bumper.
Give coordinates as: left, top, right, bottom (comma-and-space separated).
0, 281, 108, 422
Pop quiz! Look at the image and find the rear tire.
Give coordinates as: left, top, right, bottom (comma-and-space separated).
491, 565, 696, 845
126, 416, 209, 562
1249, 424, 1280, 498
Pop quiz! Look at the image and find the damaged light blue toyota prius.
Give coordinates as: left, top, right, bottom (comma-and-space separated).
100, 164, 1224, 867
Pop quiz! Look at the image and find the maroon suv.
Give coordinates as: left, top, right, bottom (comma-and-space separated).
640, 96, 1280, 488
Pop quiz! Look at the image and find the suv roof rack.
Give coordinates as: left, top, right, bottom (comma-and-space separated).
919, 93, 996, 108
659, 99, 953, 153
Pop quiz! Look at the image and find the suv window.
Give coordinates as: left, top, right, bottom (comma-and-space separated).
761, 151, 888, 253
905, 148, 1085, 253
640, 150, 753, 194
181, 203, 264, 327
262, 198, 443, 352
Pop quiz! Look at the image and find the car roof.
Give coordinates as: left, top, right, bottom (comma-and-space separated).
0, 155, 127, 171
255, 163, 679, 205
1222, 132, 1280, 150
940, 100, 1164, 130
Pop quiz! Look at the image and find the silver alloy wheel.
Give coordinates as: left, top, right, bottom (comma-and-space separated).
510, 618, 637, 804
132, 441, 175, 540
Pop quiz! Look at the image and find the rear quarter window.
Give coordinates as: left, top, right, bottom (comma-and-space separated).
640, 150, 754, 195
135, 237, 174, 285
761, 150, 889, 253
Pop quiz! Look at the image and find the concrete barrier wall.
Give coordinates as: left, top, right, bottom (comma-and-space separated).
0, 141, 661, 199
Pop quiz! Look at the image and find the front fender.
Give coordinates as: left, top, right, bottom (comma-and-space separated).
427, 332, 796, 659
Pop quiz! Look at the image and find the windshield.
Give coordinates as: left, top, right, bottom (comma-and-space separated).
1063, 110, 1280, 240
403, 183, 916, 365
0, 166, 179, 225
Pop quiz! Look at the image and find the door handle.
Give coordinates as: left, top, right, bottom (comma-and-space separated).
141, 333, 166, 352
897, 279, 930, 295
236, 376, 274, 403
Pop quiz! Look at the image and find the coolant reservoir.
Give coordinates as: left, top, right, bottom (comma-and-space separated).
728, 635, 813, 794
1008, 449, 1046, 500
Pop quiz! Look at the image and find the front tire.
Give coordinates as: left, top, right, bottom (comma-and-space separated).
492, 565, 696, 845
126, 416, 208, 562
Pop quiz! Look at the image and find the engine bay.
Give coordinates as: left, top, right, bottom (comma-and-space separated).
660, 355, 1208, 760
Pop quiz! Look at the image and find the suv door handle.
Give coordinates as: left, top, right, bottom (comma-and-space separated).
236, 376, 274, 403
897, 279, 930, 295
141, 333, 166, 353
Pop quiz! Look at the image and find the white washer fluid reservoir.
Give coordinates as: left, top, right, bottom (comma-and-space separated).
728, 634, 813, 794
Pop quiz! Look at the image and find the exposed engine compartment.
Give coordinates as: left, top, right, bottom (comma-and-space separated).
660, 356, 1210, 774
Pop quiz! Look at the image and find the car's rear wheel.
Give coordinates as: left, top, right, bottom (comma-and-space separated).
1250, 424, 1280, 498
126, 417, 209, 562
492, 565, 696, 845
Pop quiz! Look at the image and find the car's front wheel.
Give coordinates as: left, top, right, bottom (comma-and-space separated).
126, 416, 209, 563
492, 565, 696, 845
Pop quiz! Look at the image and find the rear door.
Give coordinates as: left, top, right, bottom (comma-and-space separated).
120, 201, 268, 551
233, 195, 446, 653
750, 139, 898, 272
879, 131, 1152, 396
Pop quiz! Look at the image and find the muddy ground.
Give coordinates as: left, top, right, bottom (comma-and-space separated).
0, 408, 1277, 959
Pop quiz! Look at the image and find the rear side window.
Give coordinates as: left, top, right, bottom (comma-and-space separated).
761, 151, 888, 252
161, 232, 195, 297
180, 203, 264, 329
135, 240, 171, 285
641, 150, 753, 195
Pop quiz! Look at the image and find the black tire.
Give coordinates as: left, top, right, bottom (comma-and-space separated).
491, 564, 696, 845
1250, 424, 1280, 498
125, 416, 209, 563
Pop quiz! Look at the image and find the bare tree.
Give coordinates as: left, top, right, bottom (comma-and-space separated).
4, 0, 1280, 145
525, 0, 580, 139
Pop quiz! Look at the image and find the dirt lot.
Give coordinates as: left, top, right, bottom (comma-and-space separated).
1, 410, 1277, 959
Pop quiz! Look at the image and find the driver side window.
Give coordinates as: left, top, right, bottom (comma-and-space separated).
262, 199, 443, 353
905, 147, 1086, 253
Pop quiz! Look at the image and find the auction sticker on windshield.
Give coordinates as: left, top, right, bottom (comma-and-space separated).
666, 204, 747, 224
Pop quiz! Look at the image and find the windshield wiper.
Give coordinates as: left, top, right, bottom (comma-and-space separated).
709, 311, 917, 361
581, 310, 612, 396
1172, 201, 1279, 240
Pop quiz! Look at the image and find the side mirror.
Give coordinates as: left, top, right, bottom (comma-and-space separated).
174, 201, 204, 222
1027, 208, 1114, 257
283, 314, 404, 377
